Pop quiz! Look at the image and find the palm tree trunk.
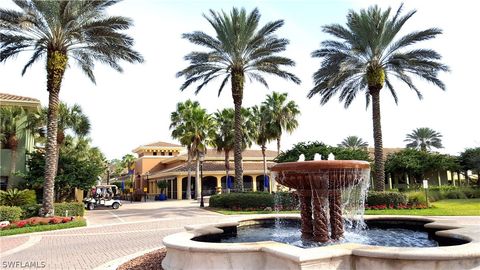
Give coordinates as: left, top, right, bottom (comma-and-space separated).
370, 88, 385, 191
277, 136, 281, 156
186, 147, 192, 200
232, 71, 244, 192
261, 145, 267, 191
41, 50, 68, 217
195, 152, 201, 200
224, 150, 230, 193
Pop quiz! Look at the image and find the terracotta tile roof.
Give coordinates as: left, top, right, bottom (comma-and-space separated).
144, 141, 182, 147
151, 161, 274, 177
204, 149, 277, 159
0, 93, 40, 106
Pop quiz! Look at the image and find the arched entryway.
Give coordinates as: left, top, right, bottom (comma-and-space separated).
256, 175, 270, 192
243, 175, 253, 191
182, 177, 195, 199
221, 176, 234, 192
202, 176, 217, 196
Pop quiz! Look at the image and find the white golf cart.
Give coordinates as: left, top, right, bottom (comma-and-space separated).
83, 184, 122, 210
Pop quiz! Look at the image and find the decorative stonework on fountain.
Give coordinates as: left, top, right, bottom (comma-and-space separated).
271, 160, 370, 242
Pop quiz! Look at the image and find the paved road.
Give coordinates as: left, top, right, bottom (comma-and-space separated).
0, 200, 228, 270
85, 200, 215, 226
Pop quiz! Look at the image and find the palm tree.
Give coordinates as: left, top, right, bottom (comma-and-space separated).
405, 127, 443, 151
121, 154, 136, 173
177, 7, 300, 191
189, 108, 216, 199
0, 107, 37, 179
262, 92, 300, 155
121, 153, 136, 189
307, 4, 448, 191
1, 0, 143, 216
170, 100, 202, 199
252, 105, 276, 183
338, 136, 369, 150
37, 103, 90, 164
54, 103, 90, 147
214, 108, 256, 191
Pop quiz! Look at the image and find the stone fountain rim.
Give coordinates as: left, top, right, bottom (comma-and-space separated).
162, 214, 480, 262
270, 160, 370, 172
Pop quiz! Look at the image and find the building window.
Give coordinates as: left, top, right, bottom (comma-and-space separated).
169, 152, 173, 156
0, 176, 8, 191
153, 152, 157, 156
161, 152, 165, 156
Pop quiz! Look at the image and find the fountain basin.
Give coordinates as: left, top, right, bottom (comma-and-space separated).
162, 215, 480, 270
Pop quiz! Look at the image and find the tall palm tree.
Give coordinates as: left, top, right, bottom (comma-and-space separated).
170, 100, 202, 200
307, 4, 448, 191
214, 108, 255, 191
177, 7, 300, 191
338, 136, 369, 150
252, 105, 276, 183
262, 92, 300, 155
189, 108, 216, 199
1, 0, 143, 216
405, 127, 443, 151
0, 107, 37, 179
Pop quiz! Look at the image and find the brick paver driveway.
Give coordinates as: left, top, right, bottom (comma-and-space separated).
0, 200, 227, 270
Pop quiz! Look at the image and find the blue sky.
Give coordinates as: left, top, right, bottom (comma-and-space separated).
1, 0, 479, 159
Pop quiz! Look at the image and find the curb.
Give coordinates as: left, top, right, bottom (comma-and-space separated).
0, 236, 42, 257
93, 246, 164, 270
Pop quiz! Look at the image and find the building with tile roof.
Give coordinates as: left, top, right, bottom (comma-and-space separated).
126, 141, 278, 200
0, 93, 41, 190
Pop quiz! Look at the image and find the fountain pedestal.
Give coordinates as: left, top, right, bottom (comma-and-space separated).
271, 160, 370, 242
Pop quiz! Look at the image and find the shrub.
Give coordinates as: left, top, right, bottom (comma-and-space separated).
0, 206, 22, 222
458, 187, 480, 198
210, 192, 274, 210
54, 202, 84, 217
274, 192, 299, 210
367, 191, 407, 208
405, 191, 427, 204
444, 190, 467, 199
0, 189, 37, 206
427, 190, 443, 202
20, 204, 41, 219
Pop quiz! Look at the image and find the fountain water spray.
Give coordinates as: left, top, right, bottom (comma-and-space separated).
271, 160, 370, 242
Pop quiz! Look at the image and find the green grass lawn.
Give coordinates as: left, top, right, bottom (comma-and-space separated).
0, 218, 86, 237
365, 199, 480, 216
209, 199, 480, 216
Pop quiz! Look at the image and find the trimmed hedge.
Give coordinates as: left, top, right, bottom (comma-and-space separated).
20, 202, 85, 218
274, 192, 299, 210
210, 192, 298, 210
54, 202, 84, 217
367, 191, 407, 208
0, 206, 22, 222
210, 192, 274, 210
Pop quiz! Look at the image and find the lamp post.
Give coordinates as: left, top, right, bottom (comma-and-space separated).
199, 152, 205, 208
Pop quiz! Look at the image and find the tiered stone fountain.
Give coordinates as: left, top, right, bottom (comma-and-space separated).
161, 157, 479, 270
271, 160, 370, 242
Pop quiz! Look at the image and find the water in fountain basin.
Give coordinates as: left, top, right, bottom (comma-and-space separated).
220, 220, 438, 248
